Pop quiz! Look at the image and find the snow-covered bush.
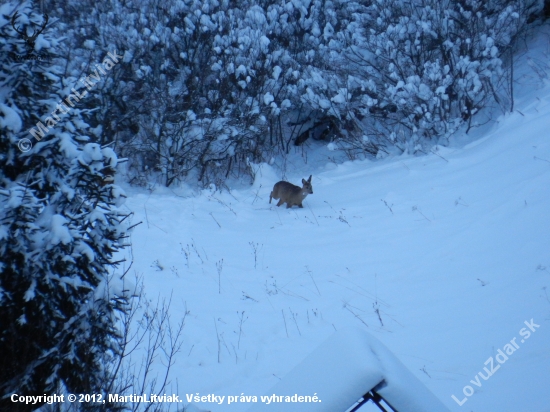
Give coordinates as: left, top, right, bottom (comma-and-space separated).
48, 0, 546, 187
335, 0, 545, 155
70, 0, 282, 187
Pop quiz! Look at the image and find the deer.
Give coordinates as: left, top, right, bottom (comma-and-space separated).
269, 175, 313, 208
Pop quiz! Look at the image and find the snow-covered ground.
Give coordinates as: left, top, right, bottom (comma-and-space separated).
121, 25, 550, 412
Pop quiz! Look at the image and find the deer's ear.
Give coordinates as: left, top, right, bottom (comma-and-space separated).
302, 179, 306, 184
308, 175, 312, 182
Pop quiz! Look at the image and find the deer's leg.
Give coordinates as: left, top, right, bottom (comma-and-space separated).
277, 199, 284, 207
298, 203, 303, 208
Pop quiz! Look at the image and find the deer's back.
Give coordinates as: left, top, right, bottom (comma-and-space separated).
272, 181, 301, 198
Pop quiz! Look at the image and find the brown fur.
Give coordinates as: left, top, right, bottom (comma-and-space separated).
269, 175, 313, 208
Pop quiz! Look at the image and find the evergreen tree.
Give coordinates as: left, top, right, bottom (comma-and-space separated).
0, 3, 129, 410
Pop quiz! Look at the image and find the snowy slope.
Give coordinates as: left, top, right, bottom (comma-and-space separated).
122, 26, 550, 412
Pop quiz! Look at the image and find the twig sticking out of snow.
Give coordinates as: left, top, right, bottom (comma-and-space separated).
190, 239, 203, 264
455, 197, 469, 207
477, 278, 487, 286
306, 202, 320, 226
214, 318, 221, 363
210, 212, 221, 228
373, 302, 384, 327
216, 259, 223, 294
420, 365, 431, 378
344, 304, 369, 328
180, 243, 190, 268
237, 311, 247, 349
209, 195, 237, 216
249, 242, 262, 269
305, 266, 321, 296
252, 184, 262, 204
381, 199, 394, 214
412, 205, 431, 222
282, 309, 289, 338
431, 147, 449, 162
289, 307, 301, 336
242, 291, 259, 302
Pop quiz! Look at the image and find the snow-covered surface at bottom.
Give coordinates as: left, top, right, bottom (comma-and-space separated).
245, 328, 449, 412
121, 26, 550, 412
